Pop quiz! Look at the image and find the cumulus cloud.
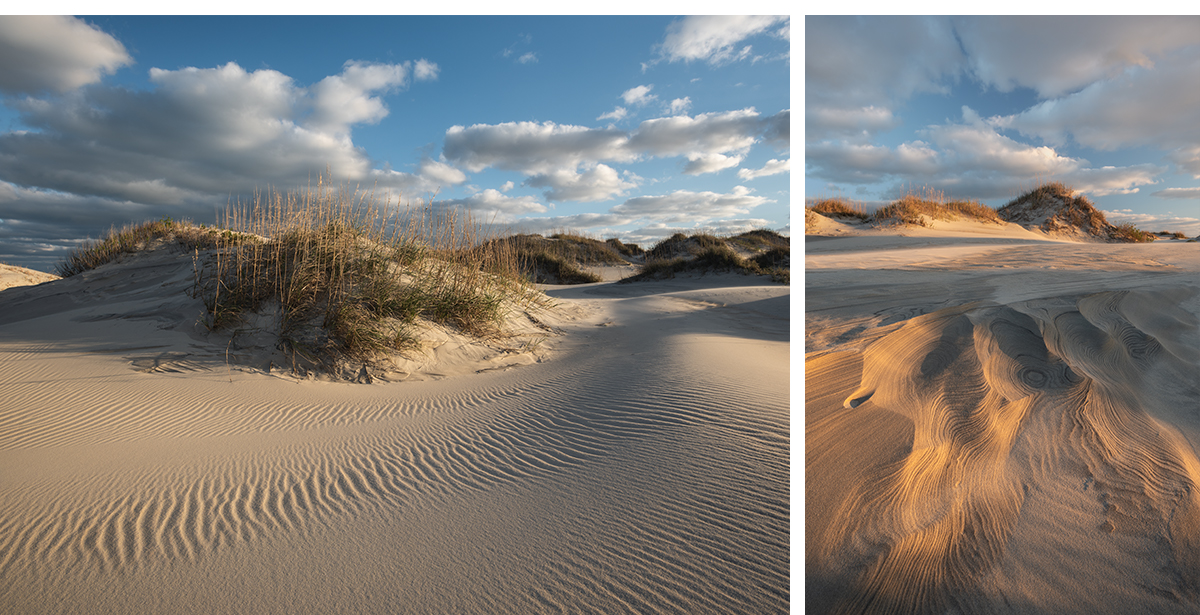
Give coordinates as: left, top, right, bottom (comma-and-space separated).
621, 85, 656, 106
597, 107, 628, 122
525, 164, 637, 202
996, 46, 1200, 152
611, 185, 771, 223
499, 181, 514, 192
668, 97, 692, 114
627, 108, 763, 159
805, 16, 964, 108
413, 59, 440, 81
443, 121, 633, 175
738, 158, 789, 180
1168, 147, 1200, 179
659, 16, 789, 65
682, 152, 743, 175
443, 108, 787, 185
806, 105, 899, 141
517, 52, 538, 65
0, 59, 445, 210
807, 109, 1164, 199
308, 60, 409, 135
0, 16, 132, 95
953, 16, 1200, 99
432, 189, 547, 216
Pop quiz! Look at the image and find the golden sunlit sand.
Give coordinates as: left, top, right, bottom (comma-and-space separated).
806, 211, 1200, 613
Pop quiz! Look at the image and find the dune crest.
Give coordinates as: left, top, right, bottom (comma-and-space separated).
809, 287, 1200, 612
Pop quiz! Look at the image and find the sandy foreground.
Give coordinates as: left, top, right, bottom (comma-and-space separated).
0, 251, 789, 614
806, 217, 1200, 613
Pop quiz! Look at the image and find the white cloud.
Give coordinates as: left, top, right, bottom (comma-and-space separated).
659, 16, 788, 65
0, 60, 442, 207
517, 52, 538, 64
998, 46, 1200, 152
597, 107, 628, 122
1101, 210, 1200, 236
682, 152, 743, 175
512, 213, 634, 235
1168, 147, 1200, 179
621, 85, 656, 106
499, 181, 514, 192
525, 164, 637, 202
432, 189, 547, 216
953, 16, 1200, 98
628, 108, 763, 158
442, 108, 788, 201
413, 59, 440, 81
807, 110, 1164, 199
0, 16, 132, 95
738, 158, 790, 180
308, 60, 409, 135
611, 185, 771, 223
806, 105, 899, 141
443, 121, 633, 174
621, 219, 777, 246
805, 16, 964, 108
414, 157, 466, 185
668, 97, 692, 114
1152, 187, 1200, 199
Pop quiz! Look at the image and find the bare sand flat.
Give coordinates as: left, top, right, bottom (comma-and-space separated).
806, 220, 1200, 613
0, 254, 789, 613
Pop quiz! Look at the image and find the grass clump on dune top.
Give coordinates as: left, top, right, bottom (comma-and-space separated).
808, 197, 870, 222
623, 229, 789, 285
874, 187, 1003, 225
195, 185, 540, 368
58, 181, 545, 375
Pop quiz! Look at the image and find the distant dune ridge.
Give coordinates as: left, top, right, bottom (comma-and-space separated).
806, 182, 1180, 243
807, 213, 1200, 612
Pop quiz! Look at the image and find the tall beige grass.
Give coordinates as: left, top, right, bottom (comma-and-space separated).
194, 181, 541, 368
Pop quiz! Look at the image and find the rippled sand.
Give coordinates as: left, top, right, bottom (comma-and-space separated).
806, 223, 1200, 613
0, 254, 789, 614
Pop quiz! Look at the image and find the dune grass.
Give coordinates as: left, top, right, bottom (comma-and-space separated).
486, 231, 632, 284
59, 182, 545, 373
624, 230, 789, 284
999, 182, 1155, 242
807, 197, 870, 222
874, 186, 1002, 225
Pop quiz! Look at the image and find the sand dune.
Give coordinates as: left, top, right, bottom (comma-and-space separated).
0, 254, 789, 613
807, 220, 1200, 613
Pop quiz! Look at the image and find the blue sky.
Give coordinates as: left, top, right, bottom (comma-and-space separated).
0, 15, 791, 272
805, 16, 1200, 235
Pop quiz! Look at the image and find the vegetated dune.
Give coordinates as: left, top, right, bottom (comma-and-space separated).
0, 233, 790, 613
806, 219, 1200, 613
807, 182, 1165, 244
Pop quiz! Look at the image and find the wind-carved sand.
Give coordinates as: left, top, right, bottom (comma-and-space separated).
0, 251, 790, 613
806, 212, 1200, 613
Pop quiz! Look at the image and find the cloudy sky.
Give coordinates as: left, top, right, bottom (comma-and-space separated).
0, 15, 790, 272
806, 15, 1200, 235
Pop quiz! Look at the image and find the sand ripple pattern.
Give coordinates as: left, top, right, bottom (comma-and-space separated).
0, 297, 789, 614
813, 287, 1200, 613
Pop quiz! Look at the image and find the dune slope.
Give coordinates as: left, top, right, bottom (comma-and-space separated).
807, 228, 1200, 613
0, 255, 790, 614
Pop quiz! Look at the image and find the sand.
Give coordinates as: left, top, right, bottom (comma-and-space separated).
0, 249, 789, 613
0, 263, 59, 292
805, 216, 1200, 613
